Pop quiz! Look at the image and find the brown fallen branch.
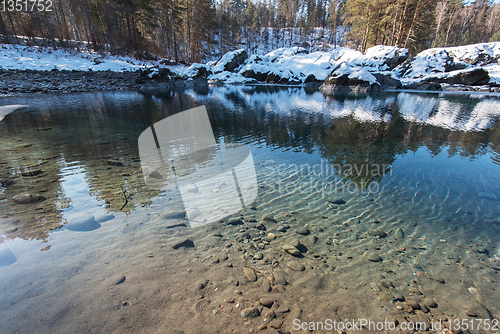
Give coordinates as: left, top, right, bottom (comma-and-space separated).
244, 265, 275, 286
119, 185, 128, 211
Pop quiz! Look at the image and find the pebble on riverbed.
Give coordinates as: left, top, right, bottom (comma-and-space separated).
287, 261, 305, 271
364, 252, 382, 262
243, 267, 257, 282
282, 244, 301, 256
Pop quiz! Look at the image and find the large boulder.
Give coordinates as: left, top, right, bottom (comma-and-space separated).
403, 81, 443, 91
446, 42, 500, 66
373, 73, 402, 88
240, 68, 301, 85
320, 69, 380, 94
405, 68, 490, 89
240, 68, 268, 82
440, 68, 490, 85
212, 49, 248, 73
399, 43, 500, 83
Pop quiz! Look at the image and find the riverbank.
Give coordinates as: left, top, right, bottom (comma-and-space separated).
2, 68, 500, 97
2, 42, 500, 96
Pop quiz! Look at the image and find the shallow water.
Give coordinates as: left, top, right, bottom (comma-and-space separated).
1, 87, 500, 333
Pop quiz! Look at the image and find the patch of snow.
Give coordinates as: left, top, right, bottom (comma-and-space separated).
402, 49, 453, 79
445, 43, 500, 66
348, 69, 377, 85
0, 44, 159, 72
208, 71, 256, 84
484, 64, 500, 85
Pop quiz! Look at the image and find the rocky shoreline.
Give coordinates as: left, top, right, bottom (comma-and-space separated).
1, 67, 499, 97
0, 69, 179, 95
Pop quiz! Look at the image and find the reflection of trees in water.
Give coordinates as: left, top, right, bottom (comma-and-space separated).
0, 93, 162, 243
1, 88, 498, 242
190, 87, 500, 188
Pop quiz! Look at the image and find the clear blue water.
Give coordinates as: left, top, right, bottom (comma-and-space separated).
1, 87, 500, 333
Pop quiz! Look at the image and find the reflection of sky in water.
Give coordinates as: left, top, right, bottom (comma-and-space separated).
59, 161, 106, 224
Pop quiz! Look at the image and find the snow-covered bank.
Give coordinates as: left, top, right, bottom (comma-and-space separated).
1, 41, 500, 95
195, 42, 500, 92
0, 43, 166, 72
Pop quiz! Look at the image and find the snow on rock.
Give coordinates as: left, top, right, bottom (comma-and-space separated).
327, 46, 409, 72
320, 72, 379, 94
400, 49, 456, 79
399, 42, 500, 87
212, 49, 248, 73
207, 71, 256, 84
484, 64, 500, 85
183, 63, 213, 79
363, 46, 410, 71
446, 43, 500, 66
349, 69, 377, 84
232, 45, 405, 85
238, 47, 334, 84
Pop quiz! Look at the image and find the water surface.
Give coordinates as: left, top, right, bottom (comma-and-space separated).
1, 87, 500, 333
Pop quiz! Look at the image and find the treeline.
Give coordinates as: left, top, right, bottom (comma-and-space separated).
344, 0, 500, 52
0, 0, 499, 63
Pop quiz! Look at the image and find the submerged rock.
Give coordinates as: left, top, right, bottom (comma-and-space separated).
262, 214, 277, 223
365, 252, 383, 262
395, 228, 404, 239
95, 213, 115, 223
172, 238, 195, 249
21, 169, 43, 177
286, 238, 301, 248
112, 275, 126, 285
107, 159, 124, 167
12, 192, 46, 204
287, 261, 305, 271
228, 218, 243, 225
282, 244, 301, 256
295, 227, 310, 235
368, 229, 387, 238
260, 297, 275, 308
423, 298, 437, 308
241, 307, 260, 317
328, 198, 346, 205
160, 210, 186, 220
